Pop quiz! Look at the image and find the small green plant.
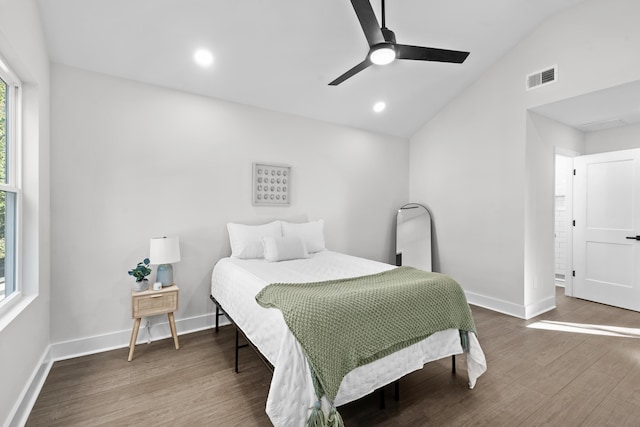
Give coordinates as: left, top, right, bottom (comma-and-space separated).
128, 258, 152, 282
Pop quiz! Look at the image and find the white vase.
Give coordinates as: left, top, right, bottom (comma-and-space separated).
133, 279, 149, 292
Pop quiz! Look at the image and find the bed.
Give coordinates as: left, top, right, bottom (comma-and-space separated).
211, 221, 486, 426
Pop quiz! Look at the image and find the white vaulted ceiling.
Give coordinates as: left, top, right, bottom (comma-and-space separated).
37, 0, 586, 137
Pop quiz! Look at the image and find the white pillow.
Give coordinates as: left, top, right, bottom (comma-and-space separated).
227, 221, 282, 259
282, 220, 325, 253
262, 236, 310, 262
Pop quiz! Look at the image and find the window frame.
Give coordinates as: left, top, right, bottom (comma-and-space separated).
0, 55, 23, 312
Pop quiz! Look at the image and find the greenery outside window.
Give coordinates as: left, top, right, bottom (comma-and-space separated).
0, 57, 21, 305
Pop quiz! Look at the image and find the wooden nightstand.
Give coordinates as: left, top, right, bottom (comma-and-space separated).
128, 284, 180, 361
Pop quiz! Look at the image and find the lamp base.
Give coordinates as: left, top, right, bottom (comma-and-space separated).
156, 264, 174, 287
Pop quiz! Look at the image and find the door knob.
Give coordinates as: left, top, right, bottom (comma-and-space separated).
625, 235, 640, 240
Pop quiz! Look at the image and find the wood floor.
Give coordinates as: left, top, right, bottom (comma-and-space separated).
27, 288, 640, 426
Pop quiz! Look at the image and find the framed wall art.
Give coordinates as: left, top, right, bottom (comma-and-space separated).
252, 163, 291, 206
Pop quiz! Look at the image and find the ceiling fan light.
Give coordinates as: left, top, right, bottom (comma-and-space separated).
370, 46, 396, 65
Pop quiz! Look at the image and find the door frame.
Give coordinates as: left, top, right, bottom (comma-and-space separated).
555, 147, 579, 297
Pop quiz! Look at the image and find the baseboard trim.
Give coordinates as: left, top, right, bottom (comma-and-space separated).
525, 295, 556, 319
465, 291, 557, 320
6, 346, 53, 427
50, 312, 228, 362
465, 290, 527, 319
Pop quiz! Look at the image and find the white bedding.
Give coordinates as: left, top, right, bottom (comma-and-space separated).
210, 250, 486, 426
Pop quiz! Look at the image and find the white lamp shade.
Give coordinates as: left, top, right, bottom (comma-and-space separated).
149, 236, 181, 265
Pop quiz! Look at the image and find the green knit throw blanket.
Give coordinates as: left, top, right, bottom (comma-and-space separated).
255, 266, 476, 402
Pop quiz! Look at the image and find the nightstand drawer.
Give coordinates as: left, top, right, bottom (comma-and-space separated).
132, 290, 178, 318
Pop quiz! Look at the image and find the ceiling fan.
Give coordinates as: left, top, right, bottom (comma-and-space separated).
329, 0, 470, 86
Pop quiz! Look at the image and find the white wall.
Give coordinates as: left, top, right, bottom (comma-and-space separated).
410, 0, 639, 317
525, 112, 584, 314
50, 64, 409, 350
409, 76, 527, 314
585, 122, 640, 154
0, 0, 51, 425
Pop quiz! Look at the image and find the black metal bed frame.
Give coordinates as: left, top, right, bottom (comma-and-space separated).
210, 294, 456, 410
211, 294, 274, 374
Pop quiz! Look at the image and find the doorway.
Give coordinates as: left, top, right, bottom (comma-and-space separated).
554, 150, 577, 296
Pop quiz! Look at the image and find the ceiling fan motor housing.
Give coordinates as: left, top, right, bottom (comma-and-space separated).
381, 27, 396, 44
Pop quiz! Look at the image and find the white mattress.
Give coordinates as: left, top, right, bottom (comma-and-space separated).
211, 250, 486, 426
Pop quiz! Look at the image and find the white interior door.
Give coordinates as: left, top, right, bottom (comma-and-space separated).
574, 148, 640, 311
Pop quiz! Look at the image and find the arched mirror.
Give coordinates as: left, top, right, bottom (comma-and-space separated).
396, 203, 432, 272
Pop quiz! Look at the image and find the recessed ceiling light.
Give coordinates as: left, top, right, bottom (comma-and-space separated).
194, 49, 214, 67
373, 101, 386, 113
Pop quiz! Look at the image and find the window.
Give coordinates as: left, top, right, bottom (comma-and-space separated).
0, 57, 20, 305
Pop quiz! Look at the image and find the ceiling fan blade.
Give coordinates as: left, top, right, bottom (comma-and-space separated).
329, 58, 372, 86
396, 44, 470, 63
350, 0, 385, 47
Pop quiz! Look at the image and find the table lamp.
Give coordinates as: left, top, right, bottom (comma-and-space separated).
149, 236, 181, 287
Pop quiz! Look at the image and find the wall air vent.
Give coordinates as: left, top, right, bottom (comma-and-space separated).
526, 65, 557, 90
